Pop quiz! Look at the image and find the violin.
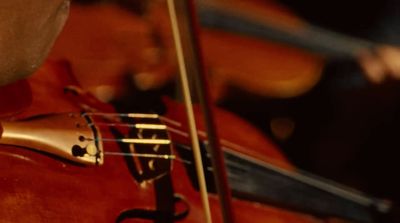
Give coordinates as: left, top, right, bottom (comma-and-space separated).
48, 0, 324, 102
198, 0, 400, 95
1, 1, 393, 222
51, 0, 385, 103
0, 59, 390, 222
0, 60, 287, 221
3, 0, 384, 222
0, 1, 393, 218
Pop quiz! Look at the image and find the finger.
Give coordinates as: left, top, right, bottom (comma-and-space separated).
376, 46, 400, 79
357, 51, 386, 83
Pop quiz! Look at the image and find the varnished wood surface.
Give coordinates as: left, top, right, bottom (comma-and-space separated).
0, 61, 346, 222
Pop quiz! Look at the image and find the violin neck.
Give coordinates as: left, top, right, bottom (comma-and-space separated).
199, 1, 376, 59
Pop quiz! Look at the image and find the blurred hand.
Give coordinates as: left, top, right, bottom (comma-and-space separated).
358, 45, 400, 83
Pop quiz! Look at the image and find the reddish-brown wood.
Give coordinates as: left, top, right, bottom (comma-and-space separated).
0, 60, 347, 222
0, 80, 32, 118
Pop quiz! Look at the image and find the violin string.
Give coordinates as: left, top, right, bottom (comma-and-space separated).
103, 150, 216, 171
103, 151, 175, 160
88, 122, 168, 130
82, 112, 265, 162
68, 112, 387, 209
102, 151, 192, 165
83, 118, 193, 164
83, 112, 159, 119
86, 120, 215, 172
107, 151, 378, 207
77, 112, 386, 207
82, 113, 240, 162
84, 137, 171, 145
159, 117, 182, 127
82, 112, 182, 127
82, 112, 286, 167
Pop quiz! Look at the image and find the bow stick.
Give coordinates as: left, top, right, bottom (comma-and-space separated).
166, 0, 235, 222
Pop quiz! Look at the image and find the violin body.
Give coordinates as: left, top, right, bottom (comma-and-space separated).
48, 1, 324, 103
0, 61, 339, 222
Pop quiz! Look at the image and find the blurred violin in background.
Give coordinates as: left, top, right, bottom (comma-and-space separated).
50, 0, 400, 104
49, 0, 324, 101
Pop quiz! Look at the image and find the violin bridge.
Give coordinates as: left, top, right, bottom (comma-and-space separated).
0, 113, 103, 165
115, 114, 173, 182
